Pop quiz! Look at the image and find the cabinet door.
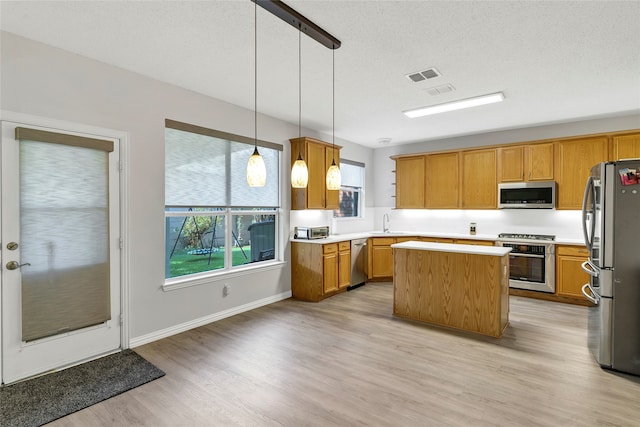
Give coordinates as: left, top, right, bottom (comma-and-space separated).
371, 246, 393, 278
497, 146, 524, 182
613, 134, 640, 160
338, 248, 351, 289
556, 246, 590, 299
325, 145, 340, 209
461, 149, 497, 209
307, 142, 327, 209
526, 143, 554, 181
425, 152, 459, 208
396, 156, 425, 208
555, 137, 609, 209
323, 252, 339, 294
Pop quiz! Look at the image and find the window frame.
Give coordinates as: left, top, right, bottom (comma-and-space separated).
163, 120, 283, 288
333, 159, 365, 219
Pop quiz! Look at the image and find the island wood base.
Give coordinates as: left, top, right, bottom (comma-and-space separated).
393, 246, 510, 338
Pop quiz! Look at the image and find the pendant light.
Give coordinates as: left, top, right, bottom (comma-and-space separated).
325, 47, 341, 190
247, 1, 266, 187
290, 25, 309, 188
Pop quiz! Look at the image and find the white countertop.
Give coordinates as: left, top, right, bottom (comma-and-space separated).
290, 231, 585, 246
391, 241, 512, 256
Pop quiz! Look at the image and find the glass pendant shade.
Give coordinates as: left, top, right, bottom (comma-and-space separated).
326, 159, 341, 190
291, 155, 309, 188
247, 147, 267, 187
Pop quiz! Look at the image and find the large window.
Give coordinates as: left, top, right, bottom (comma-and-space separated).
334, 159, 365, 218
164, 120, 281, 281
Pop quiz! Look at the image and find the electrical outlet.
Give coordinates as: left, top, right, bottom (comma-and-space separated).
222, 284, 230, 297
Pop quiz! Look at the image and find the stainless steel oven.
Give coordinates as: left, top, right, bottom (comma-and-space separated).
496, 233, 556, 293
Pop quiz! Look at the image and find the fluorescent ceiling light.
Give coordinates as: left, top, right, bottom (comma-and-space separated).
403, 92, 505, 118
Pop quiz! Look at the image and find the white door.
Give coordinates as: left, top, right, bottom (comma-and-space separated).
1, 121, 121, 384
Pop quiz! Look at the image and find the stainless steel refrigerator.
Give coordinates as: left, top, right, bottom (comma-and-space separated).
581, 159, 640, 375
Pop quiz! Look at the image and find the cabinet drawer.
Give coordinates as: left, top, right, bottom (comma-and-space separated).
371, 237, 395, 246
323, 243, 338, 254
557, 245, 588, 257
338, 241, 350, 251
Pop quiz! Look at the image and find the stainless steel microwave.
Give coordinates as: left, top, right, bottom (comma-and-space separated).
498, 181, 556, 209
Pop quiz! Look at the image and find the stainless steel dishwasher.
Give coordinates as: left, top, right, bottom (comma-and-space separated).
350, 238, 368, 289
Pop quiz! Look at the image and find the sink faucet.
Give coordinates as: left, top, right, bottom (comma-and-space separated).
383, 213, 390, 233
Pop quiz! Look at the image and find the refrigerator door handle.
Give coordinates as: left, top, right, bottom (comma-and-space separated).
582, 283, 599, 305
581, 176, 596, 253
581, 260, 600, 277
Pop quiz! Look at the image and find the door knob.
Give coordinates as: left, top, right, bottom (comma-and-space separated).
6, 261, 30, 270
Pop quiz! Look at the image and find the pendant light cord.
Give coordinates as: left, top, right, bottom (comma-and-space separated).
298, 26, 302, 159
254, 1, 258, 152
332, 46, 335, 163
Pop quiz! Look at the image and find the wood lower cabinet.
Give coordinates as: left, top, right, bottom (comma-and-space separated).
613, 133, 640, 160
555, 136, 609, 209
368, 237, 395, 279
338, 241, 351, 289
461, 149, 497, 209
420, 237, 455, 243
292, 241, 350, 302
455, 239, 495, 246
556, 245, 591, 301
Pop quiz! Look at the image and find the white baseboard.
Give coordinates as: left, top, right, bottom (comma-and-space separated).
129, 291, 292, 348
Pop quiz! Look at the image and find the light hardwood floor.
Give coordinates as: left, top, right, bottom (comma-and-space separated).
51, 283, 640, 426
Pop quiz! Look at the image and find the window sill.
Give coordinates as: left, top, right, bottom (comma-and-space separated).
163, 260, 287, 292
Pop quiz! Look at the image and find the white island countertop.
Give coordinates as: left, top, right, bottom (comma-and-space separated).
391, 241, 512, 257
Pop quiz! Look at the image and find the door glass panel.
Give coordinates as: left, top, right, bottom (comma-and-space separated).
20, 140, 110, 341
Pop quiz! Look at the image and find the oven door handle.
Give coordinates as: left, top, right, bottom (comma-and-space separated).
581, 260, 600, 278
509, 253, 545, 259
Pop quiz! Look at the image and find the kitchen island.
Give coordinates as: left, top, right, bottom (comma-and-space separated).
391, 241, 511, 338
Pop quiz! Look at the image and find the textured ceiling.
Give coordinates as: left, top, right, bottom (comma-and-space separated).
1, 1, 639, 147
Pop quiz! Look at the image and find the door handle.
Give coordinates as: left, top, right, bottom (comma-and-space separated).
581, 283, 599, 305
581, 260, 599, 277
6, 261, 31, 270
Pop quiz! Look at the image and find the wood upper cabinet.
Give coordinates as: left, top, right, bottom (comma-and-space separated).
395, 156, 425, 208
461, 149, 497, 209
498, 146, 524, 182
555, 136, 609, 209
526, 143, 554, 181
498, 143, 554, 182
425, 152, 459, 208
290, 137, 341, 210
613, 133, 640, 160
556, 245, 591, 301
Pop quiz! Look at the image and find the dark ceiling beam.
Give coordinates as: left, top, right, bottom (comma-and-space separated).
253, 0, 341, 49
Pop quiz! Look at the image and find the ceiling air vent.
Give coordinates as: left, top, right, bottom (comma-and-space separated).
406, 67, 440, 83
425, 84, 455, 96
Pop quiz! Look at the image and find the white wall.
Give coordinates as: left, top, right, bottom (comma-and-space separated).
0, 31, 374, 343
